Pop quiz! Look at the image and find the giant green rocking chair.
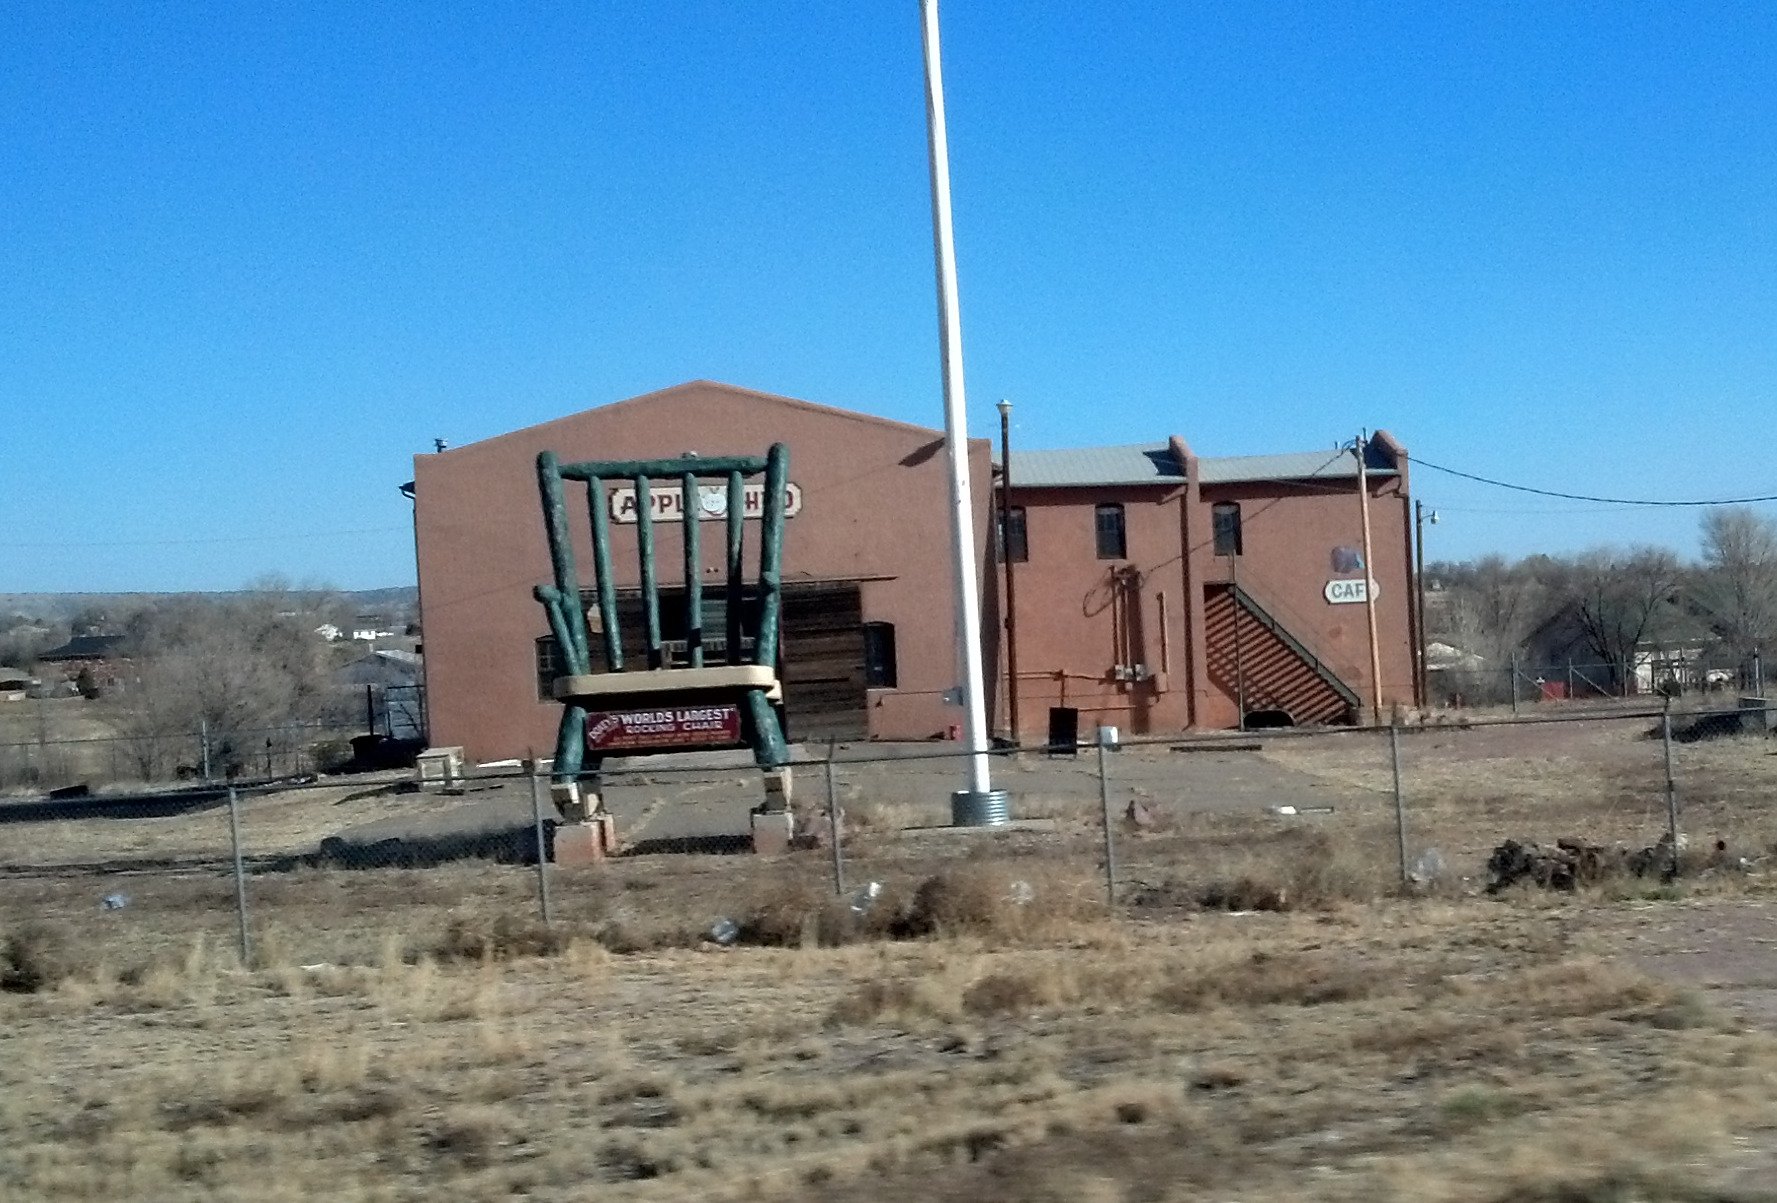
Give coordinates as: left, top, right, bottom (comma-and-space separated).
532, 444, 793, 817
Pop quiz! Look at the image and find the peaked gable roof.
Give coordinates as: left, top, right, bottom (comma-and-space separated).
445, 381, 953, 457
39, 633, 127, 662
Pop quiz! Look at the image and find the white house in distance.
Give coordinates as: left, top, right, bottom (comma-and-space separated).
316, 622, 402, 643
0, 667, 32, 702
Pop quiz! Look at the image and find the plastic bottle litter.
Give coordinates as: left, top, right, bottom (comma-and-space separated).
100, 893, 129, 911
708, 918, 739, 946
849, 881, 883, 915
1410, 848, 1446, 885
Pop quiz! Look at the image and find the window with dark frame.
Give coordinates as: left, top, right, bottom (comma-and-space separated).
863, 622, 899, 689
997, 506, 1028, 563
1094, 503, 1126, 560
1212, 501, 1243, 557
535, 635, 561, 700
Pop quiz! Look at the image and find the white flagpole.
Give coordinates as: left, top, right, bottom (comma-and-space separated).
918, 0, 994, 803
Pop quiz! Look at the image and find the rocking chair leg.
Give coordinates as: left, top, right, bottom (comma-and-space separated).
741, 688, 795, 852
741, 689, 788, 769
551, 704, 586, 784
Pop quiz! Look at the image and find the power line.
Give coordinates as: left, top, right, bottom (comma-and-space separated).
1434, 505, 1643, 517
1412, 456, 1777, 508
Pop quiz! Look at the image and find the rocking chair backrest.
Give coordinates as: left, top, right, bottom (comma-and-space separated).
533, 444, 790, 685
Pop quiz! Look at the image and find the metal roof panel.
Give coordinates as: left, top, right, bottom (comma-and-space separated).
1009, 444, 1184, 487
1007, 443, 1396, 488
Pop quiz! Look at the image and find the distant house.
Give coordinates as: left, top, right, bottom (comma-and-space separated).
335, 649, 425, 740
317, 620, 401, 643
37, 633, 130, 691
1523, 602, 1716, 696
1424, 642, 1486, 673
0, 666, 32, 702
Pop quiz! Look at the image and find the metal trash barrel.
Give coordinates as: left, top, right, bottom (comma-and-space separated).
951, 788, 1012, 827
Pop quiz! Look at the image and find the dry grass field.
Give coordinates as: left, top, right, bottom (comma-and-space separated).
6, 715, 1777, 1201
1263, 710, 1777, 868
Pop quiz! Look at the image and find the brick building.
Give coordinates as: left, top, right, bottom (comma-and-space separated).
1003, 435, 1415, 735
409, 381, 1415, 764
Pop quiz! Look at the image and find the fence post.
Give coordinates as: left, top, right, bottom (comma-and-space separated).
200, 719, 212, 783
526, 761, 555, 926
1096, 736, 1117, 906
226, 785, 252, 966
1662, 697, 1680, 877
1510, 652, 1520, 716
1389, 723, 1408, 885
825, 738, 845, 896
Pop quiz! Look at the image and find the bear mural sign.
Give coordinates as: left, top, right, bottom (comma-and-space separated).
608, 481, 803, 524
584, 704, 744, 752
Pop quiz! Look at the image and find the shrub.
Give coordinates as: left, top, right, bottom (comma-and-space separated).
900, 864, 1100, 940
309, 737, 355, 774
426, 913, 570, 963
1194, 829, 1392, 913
1, 923, 84, 993
961, 968, 1063, 1016
733, 878, 904, 948
1154, 950, 1373, 1011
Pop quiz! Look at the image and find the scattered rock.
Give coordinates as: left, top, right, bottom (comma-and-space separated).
1486, 833, 1719, 893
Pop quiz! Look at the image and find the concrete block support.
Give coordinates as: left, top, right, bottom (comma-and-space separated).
555, 814, 617, 866
750, 807, 794, 856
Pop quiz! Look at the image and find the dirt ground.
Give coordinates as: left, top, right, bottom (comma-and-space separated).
8, 887, 1777, 1202
7, 716, 1777, 1200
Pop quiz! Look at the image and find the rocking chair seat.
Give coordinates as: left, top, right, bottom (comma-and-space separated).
552, 665, 781, 702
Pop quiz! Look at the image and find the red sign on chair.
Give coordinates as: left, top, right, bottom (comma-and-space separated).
584, 705, 743, 752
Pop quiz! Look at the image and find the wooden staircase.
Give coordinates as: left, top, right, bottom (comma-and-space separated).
1204, 582, 1360, 725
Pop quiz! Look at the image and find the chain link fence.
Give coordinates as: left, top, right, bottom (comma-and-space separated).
4, 697, 1774, 973
1428, 656, 1768, 711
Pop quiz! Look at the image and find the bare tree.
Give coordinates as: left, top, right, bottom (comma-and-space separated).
1439, 554, 1548, 666
1547, 546, 1687, 685
1692, 507, 1777, 667
109, 582, 344, 779
0, 618, 63, 670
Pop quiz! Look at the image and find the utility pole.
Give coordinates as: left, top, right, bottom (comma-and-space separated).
997, 398, 1021, 742
1229, 551, 1247, 730
1355, 434, 1385, 726
919, 0, 1000, 823
1414, 500, 1437, 709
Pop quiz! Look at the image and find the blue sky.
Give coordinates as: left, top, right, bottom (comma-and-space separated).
4, 2, 1774, 591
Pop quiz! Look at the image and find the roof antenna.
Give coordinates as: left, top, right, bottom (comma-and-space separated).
434, 438, 448, 453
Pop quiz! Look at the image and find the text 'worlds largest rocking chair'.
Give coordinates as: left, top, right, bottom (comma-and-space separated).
532, 443, 793, 831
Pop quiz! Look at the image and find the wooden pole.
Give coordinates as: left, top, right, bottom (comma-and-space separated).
1355, 435, 1385, 725
1230, 553, 1247, 730
998, 400, 1021, 741
1414, 500, 1429, 708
